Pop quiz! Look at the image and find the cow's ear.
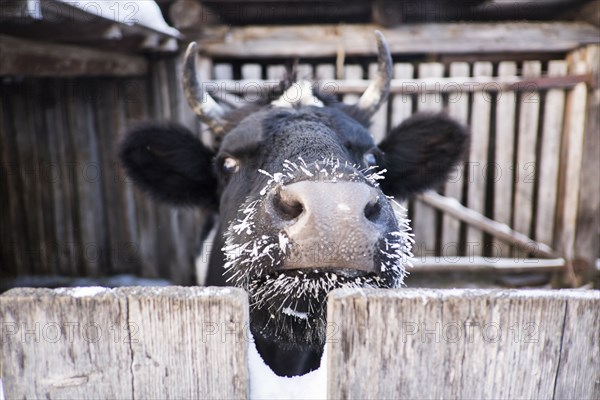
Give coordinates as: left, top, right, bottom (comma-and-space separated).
118, 122, 218, 209
378, 113, 469, 199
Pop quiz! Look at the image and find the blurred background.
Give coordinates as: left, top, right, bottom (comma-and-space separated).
1, 0, 599, 291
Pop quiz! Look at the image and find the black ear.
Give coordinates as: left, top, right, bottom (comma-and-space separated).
378, 113, 469, 199
118, 122, 218, 209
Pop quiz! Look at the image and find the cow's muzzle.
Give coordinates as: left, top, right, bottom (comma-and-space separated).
264, 180, 395, 273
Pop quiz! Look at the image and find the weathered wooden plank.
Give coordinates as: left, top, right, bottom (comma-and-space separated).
0, 287, 250, 399
555, 49, 589, 282
390, 63, 414, 127
0, 35, 148, 77
0, 287, 133, 398
124, 287, 249, 399
513, 61, 542, 256
343, 65, 363, 105
327, 289, 600, 399
412, 63, 444, 258
442, 62, 470, 257
199, 23, 600, 58
418, 191, 558, 259
536, 61, 567, 248
209, 74, 591, 96
553, 290, 600, 398
574, 44, 600, 281
466, 62, 493, 256
493, 62, 518, 258
66, 80, 108, 276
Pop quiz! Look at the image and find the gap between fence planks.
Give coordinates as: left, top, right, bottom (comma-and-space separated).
327, 288, 600, 399
0, 287, 249, 399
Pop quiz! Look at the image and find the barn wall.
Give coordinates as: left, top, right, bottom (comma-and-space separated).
0, 57, 208, 284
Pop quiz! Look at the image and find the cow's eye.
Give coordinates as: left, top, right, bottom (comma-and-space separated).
221, 157, 240, 174
363, 152, 377, 167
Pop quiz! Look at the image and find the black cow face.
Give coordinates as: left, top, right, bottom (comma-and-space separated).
118, 33, 469, 375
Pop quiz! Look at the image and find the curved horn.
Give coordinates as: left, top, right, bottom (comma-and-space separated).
357, 31, 393, 117
183, 42, 226, 136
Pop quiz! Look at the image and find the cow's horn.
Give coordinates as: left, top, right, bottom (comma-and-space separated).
357, 31, 393, 117
183, 42, 226, 136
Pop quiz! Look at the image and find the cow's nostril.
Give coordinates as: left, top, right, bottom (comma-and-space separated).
273, 193, 304, 221
364, 197, 382, 223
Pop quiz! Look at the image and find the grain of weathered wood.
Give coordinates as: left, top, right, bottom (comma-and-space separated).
0, 287, 250, 399
467, 62, 493, 256
574, 45, 600, 281
327, 289, 600, 399
199, 23, 600, 58
0, 35, 148, 77
0, 287, 133, 399
513, 61, 542, 257
555, 49, 589, 282
442, 62, 470, 257
123, 287, 249, 399
493, 62, 518, 258
536, 61, 567, 248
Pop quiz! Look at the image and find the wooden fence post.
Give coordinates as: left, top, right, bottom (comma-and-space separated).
327, 288, 600, 399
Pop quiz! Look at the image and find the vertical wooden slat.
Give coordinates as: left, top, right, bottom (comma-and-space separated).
343, 65, 363, 104
55, 80, 79, 273
413, 63, 444, 258
390, 63, 414, 127
513, 61, 542, 258
267, 65, 286, 82
126, 287, 249, 399
555, 49, 589, 280
466, 62, 493, 256
297, 63, 313, 80
11, 80, 40, 274
389, 63, 414, 214
574, 44, 600, 280
368, 63, 388, 143
493, 62, 518, 258
442, 62, 470, 257
535, 61, 567, 247
0, 81, 22, 275
67, 79, 108, 276
35, 79, 58, 274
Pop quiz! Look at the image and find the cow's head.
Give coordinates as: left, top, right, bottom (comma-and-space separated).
119, 32, 468, 352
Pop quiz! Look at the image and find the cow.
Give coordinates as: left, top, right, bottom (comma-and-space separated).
118, 32, 469, 377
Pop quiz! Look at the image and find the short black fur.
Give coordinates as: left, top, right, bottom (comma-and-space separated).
378, 113, 469, 199
118, 122, 218, 209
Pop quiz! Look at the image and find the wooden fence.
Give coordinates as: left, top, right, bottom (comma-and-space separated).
0, 49, 209, 285
1, 287, 598, 399
1, 23, 598, 286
